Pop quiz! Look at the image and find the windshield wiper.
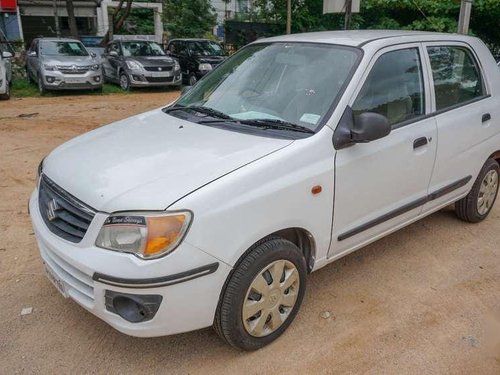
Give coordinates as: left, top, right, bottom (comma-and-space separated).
238, 119, 315, 134
164, 105, 232, 120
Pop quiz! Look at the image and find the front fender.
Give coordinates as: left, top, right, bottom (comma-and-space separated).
170, 126, 336, 267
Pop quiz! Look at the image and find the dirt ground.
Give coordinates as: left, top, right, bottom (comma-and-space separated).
0, 92, 499, 375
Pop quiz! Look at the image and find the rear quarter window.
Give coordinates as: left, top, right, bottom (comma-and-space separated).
427, 46, 485, 111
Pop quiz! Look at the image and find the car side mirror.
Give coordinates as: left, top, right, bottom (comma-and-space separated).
27, 50, 37, 57
90, 51, 97, 58
333, 106, 391, 149
181, 86, 192, 95
2, 51, 13, 59
109, 51, 118, 57
166, 50, 172, 56
351, 112, 391, 143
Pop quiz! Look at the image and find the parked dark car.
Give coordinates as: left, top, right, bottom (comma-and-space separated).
102, 40, 182, 90
166, 39, 227, 86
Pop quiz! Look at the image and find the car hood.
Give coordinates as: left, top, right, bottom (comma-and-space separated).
130, 56, 175, 67
41, 55, 97, 65
43, 109, 293, 213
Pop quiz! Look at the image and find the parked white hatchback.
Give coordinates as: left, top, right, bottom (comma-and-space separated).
30, 31, 500, 350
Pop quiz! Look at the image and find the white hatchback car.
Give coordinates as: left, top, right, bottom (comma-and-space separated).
30, 31, 500, 350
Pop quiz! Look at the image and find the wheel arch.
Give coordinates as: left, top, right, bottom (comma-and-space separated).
488, 150, 500, 166
230, 227, 316, 274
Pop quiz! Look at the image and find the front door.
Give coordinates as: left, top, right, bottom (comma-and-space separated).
329, 44, 437, 258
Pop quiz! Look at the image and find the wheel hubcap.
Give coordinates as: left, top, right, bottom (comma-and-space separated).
477, 169, 498, 215
242, 259, 300, 337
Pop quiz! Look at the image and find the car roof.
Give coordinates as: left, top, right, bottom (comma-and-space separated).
36, 37, 81, 43
257, 30, 477, 47
169, 39, 215, 42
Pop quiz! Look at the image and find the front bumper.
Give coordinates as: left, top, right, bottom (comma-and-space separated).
127, 68, 182, 87
41, 70, 102, 91
29, 190, 231, 337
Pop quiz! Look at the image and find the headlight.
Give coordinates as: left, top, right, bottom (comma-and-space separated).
198, 63, 212, 71
174, 60, 180, 71
43, 64, 56, 71
91, 64, 100, 71
126, 60, 143, 71
95, 211, 192, 259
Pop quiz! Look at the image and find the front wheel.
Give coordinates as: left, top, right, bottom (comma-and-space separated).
38, 76, 46, 95
0, 79, 10, 100
214, 238, 307, 351
119, 72, 131, 91
188, 73, 197, 86
455, 158, 499, 222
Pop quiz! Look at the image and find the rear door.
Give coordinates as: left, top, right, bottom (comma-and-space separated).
421, 42, 495, 213
329, 44, 438, 258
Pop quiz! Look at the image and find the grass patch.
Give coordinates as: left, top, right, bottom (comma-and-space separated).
11, 79, 180, 98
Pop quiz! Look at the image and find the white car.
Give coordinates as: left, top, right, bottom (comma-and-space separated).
30, 31, 500, 350
0, 49, 13, 100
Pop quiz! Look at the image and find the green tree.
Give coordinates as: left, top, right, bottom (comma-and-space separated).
164, 0, 218, 38
251, 0, 500, 52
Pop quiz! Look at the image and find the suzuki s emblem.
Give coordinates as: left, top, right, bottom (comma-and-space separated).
46, 199, 59, 221
71, 65, 77, 71
158, 67, 162, 71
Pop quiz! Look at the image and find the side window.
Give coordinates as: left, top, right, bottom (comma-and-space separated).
427, 46, 484, 110
352, 48, 425, 126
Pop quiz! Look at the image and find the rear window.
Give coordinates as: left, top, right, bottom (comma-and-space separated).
427, 46, 485, 111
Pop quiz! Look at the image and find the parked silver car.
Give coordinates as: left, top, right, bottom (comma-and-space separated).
102, 40, 181, 90
26, 38, 103, 94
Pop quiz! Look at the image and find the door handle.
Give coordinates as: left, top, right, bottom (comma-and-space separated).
413, 137, 428, 149
482, 113, 491, 123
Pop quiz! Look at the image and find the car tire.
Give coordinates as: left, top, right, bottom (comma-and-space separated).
455, 158, 499, 223
188, 73, 197, 86
38, 76, 46, 96
119, 72, 131, 91
214, 237, 307, 351
0, 79, 10, 100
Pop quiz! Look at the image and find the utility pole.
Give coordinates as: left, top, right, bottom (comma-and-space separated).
53, 0, 61, 37
286, 0, 291, 34
458, 0, 473, 34
344, 0, 352, 30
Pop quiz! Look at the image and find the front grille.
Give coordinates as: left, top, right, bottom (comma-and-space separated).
40, 242, 95, 306
57, 65, 90, 74
38, 175, 96, 243
144, 66, 173, 72
145, 76, 174, 83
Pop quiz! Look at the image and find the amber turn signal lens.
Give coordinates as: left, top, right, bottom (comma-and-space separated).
311, 185, 322, 195
143, 215, 187, 256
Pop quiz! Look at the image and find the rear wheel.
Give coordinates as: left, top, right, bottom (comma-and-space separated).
214, 238, 307, 351
455, 158, 499, 222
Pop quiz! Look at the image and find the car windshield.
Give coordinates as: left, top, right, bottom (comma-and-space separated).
122, 41, 165, 57
40, 41, 89, 56
186, 41, 225, 56
173, 42, 360, 133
